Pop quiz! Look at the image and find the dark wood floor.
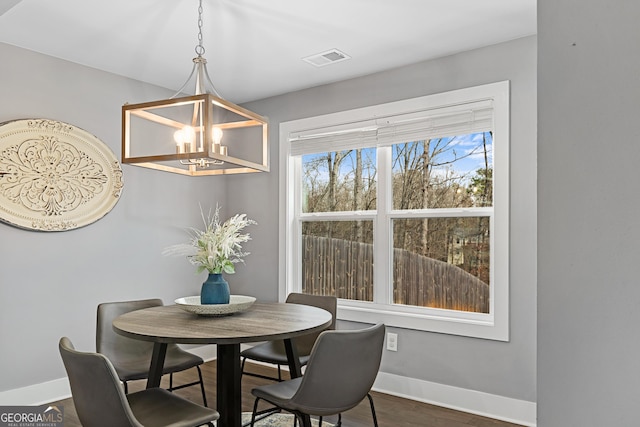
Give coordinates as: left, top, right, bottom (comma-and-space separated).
50, 360, 524, 427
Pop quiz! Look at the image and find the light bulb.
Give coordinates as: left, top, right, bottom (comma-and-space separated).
183, 126, 196, 144
174, 129, 185, 144
212, 127, 223, 145
211, 127, 225, 155
174, 126, 195, 143
174, 126, 196, 153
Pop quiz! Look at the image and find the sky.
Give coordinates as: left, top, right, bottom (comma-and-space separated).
302, 131, 493, 186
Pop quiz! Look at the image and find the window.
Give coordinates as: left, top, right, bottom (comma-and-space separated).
279, 81, 509, 340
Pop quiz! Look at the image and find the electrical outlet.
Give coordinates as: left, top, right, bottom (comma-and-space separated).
386, 332, 398, 351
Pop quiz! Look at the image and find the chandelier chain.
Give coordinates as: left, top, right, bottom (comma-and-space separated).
195, 0, 205, 56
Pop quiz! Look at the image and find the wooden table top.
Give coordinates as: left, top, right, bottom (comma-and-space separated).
113, 302, 333, 345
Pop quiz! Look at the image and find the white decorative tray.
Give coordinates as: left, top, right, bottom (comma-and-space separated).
174, 295, 256, 316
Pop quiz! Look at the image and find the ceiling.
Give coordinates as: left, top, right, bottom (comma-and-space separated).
0, 0, 536, 104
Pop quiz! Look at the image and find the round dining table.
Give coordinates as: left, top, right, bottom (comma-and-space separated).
113, 301, 333, 427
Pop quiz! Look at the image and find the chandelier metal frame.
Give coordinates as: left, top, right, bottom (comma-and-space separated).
121, 0, 269, 176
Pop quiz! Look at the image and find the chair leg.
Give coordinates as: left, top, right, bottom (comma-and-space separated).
243, 404, 281, 427
367, 393, 379, 427
250, 397, 261, 427
123, 380, 128, 394
319, 416, 323, 426
336, 413, 342, 427
165, 366, 208, 407
277, 364, 282, 381
196, 365, 208, 407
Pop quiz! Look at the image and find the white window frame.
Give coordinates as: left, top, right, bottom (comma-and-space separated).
279, 81, 509, 341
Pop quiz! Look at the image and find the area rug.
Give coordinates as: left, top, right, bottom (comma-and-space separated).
236, 412, 334, 427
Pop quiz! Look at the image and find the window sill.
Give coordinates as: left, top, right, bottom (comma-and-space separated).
336, 300, 508, 341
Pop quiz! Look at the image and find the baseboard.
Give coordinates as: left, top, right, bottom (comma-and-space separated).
0, 378, 71, 406
246, 358, 536, 427
0, 344, 218, 406
373, 371, 536, 427
1, 345, 536, 427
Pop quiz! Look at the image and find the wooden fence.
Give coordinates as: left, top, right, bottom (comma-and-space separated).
302, 235, 489, 313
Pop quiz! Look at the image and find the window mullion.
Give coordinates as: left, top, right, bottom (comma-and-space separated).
374, 145, 392, 305
389, 207, 493, 218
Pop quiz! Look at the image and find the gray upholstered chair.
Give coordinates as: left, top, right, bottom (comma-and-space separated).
240, 293, 337, 381
249, 323, 385, 427
97, 299, 208, 405
59, 337, 219, 427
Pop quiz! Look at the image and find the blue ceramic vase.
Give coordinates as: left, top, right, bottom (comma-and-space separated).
200, 273, 230, 305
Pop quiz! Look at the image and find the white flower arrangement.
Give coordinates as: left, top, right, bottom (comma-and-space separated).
163, 205, 257, 274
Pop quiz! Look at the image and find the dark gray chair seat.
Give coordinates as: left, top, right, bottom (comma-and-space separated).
241, 341, 311, 366
59, 337, 218, 427
250, 323, 385, 427
97, 299, 208, 405
109, 344, 204, 381
240, 293, 337, 381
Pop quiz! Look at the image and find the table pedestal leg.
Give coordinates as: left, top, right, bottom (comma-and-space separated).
217, 343, 241, 427
284, 339, 312, 427
146, 343, 167, 389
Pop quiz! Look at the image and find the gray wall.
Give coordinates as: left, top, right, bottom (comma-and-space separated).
537, 1, 640, 426
236, 35, 537, 402
1, 35, 536, 405
0, 42, 235, 392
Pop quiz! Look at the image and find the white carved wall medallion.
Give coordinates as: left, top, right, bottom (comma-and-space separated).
0, 119, 124, 231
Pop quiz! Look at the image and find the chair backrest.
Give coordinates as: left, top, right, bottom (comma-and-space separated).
290, 323, 385, 416
285, 293, 337, 354
59, 337, 143, 427
96, 299, 162, 364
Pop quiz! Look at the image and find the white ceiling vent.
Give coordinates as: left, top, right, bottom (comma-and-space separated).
302, 49, 351, 67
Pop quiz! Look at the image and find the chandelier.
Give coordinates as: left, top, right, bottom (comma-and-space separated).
122, 0, 269, 176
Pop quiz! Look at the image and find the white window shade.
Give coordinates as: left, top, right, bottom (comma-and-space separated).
376, 100, 493, 145
288, 120, 379, 156
289, 99, 493, 156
